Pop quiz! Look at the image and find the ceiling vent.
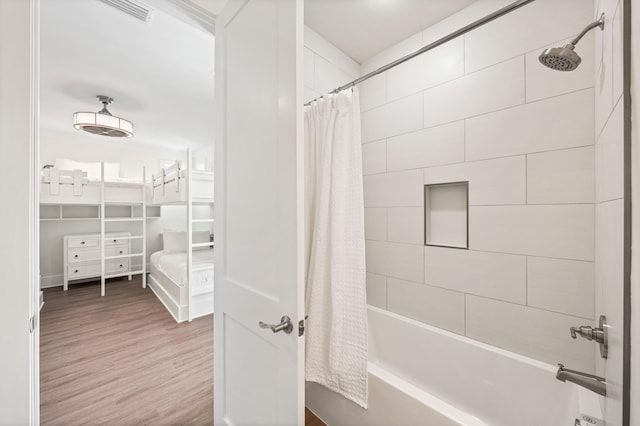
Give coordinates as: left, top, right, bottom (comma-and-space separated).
98, 0, 152, 23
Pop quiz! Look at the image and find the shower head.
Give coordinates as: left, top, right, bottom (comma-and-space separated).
539, 13, 605, 71
539, 44, 582, 71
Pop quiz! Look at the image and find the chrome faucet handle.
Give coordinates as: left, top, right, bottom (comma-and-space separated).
569, 316, 608, 359
570, 325, 595, 340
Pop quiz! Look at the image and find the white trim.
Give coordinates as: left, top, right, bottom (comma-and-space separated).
147, 274, 187, 322
29, 0, 40, 422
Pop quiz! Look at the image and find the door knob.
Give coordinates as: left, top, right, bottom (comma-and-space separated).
570, 315, 608, 359
259, 316, 293, 334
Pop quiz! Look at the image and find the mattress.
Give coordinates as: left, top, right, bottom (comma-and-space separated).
149, 250, 214, 290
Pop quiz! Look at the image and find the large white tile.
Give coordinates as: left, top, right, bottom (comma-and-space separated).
304, 26, 360, 78
314, 55, 356, 96
361, 93, 423, 143
361, 31, 423, 75
363, 169, 423, 208
364, 208, 387, 241
595, 198, 624, 426
386, 38, 464, 102
424, 156, 526, 206
304, 48, 315, 91
525, 32, 594, 102
465, 89, 594, 161
365, 240, 424, 283
387, 207, 423, 245
594, 1, 614, 138
304, 87, 321, 105
464, 0, 593, 73
612, 2, 623, 104
387, 122, 464, 172
527, 146, 595, 204
362, 140, 386, 176
466, 295, 596, 373
425, 246, 526, 304
366, 273, 387, 309
595, 100, 624, 202
423, 57, 524, 128
387, 278, 465, 334
359, 73, 386, 112
469, 205, 595, 261
528, 257, 595, 319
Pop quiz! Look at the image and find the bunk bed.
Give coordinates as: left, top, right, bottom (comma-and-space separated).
41, 158, 149, 205
147, 154, 214, 322
40, 159, 148, 296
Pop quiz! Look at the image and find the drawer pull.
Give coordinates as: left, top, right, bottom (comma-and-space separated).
113, 239, 117, 243
74, 254, 78, 258
74, 269, 78, 273
81, 241, 85, 245
119, 250, 123, 254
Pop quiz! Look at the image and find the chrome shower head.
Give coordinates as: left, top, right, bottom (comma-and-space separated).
539, 13, 605, 71
539, 44, 581, 71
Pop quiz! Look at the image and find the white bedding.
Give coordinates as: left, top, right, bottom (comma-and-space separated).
150, 250, 214, 290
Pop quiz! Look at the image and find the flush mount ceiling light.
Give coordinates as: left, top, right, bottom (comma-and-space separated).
73, 95, 134, 138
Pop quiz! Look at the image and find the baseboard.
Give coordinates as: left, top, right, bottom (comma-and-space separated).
147, 274, 186, 323
40, 274, 63, 289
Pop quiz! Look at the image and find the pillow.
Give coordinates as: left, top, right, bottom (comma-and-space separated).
54, 158, 121, 179
163, 231, 187, 254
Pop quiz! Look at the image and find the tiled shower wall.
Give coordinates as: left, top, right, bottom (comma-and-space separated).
593, 0, 625, 423
359, 0, 598, 372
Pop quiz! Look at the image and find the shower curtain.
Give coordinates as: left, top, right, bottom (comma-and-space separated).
304, 88, 368, 408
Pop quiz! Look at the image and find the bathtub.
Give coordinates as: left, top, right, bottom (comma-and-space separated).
306, 306, 603, 426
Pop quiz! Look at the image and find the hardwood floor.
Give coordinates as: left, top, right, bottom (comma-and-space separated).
40, 277, 326, 425
40, 278, 213, 425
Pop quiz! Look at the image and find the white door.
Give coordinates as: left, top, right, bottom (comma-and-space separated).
214, 0, 305, 425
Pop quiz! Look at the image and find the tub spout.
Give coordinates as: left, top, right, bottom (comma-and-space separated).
556, 364, 606, 396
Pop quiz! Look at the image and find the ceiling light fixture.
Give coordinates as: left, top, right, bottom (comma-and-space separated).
73, 95, 134, 138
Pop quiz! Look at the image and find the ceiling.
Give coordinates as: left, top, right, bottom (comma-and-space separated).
304, 0, 476, 63
40, 0, 476, 152
40, 0, 216, 150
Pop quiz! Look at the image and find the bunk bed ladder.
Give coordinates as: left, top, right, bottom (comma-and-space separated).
187, 150, 193, 321
100, 163, 147, 296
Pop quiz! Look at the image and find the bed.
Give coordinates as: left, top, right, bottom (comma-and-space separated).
40, 158, 148, 205
147, 231, 214, 322
150, 160, 214, 205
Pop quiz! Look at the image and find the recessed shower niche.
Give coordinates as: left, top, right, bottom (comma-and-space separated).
424, 182, 468, 249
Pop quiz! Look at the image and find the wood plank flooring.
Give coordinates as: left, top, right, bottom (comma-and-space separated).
41, 277, 326, 426
40, 278, 213, 425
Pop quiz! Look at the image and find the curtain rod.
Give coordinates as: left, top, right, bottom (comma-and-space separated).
304, 0, 536, 107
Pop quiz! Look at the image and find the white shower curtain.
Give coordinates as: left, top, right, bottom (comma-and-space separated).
304, 88, 368, 408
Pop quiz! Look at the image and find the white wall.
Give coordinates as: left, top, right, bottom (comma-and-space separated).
592, 0, 625, 424
0, 0, 35, 423
358, 0, 597, 371
303, 26, 360, 104
38, 130, 192, 288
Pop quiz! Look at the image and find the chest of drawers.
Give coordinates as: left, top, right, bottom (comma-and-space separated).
63, 233, 131, 290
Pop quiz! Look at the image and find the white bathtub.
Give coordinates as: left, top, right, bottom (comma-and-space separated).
306, 307, 603, 426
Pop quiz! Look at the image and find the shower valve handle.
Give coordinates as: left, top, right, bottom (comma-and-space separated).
569, 316, 608, 360
570, 325, 604, 343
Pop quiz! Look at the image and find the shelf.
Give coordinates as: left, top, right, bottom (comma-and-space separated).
104, 201, 144, 205
104, 218, 145, 222
424, 182, 468, 249
40, 218, 99, 221
192, 219, 214, 223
